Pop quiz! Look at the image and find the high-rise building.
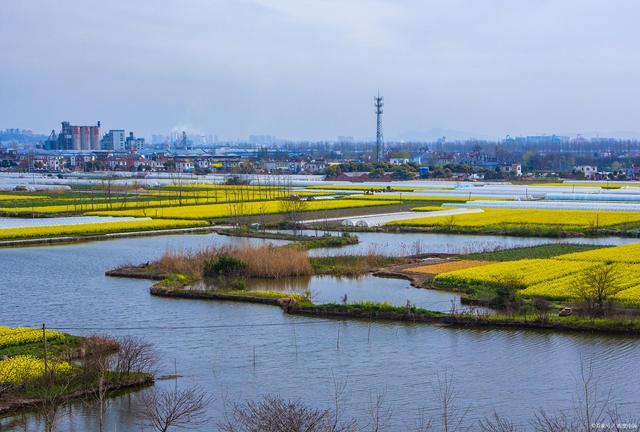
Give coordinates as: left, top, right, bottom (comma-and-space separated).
101, 129, 125, 150
125, 132, 145, 152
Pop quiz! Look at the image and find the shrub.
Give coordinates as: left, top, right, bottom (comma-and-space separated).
204, 256, 246, 277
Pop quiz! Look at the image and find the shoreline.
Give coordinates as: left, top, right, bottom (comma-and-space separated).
0, 375, 153, 418
0, 225, 221, 248
137, 276, 640, 336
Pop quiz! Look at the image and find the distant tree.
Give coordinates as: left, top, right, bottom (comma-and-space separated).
572, 264, 624, 317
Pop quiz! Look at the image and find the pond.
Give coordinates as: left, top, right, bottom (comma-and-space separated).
0, 233, 639, 431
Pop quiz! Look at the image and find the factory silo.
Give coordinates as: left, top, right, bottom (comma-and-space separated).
72, 126, 81, 150
80, 126, 90, 150
90, 121, 101, 150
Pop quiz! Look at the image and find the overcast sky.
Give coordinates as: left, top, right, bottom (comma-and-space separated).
2, 0, 640, 140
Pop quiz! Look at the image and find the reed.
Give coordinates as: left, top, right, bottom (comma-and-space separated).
155, 243, 312, 279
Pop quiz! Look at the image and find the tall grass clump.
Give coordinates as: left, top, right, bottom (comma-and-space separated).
155, 243, 312, 279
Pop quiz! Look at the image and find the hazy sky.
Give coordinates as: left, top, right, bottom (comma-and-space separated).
2, 0, 640, 140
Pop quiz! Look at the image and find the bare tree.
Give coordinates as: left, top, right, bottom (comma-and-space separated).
367, 390, 392, 432
29, 373, 74, 432
80, 336, 119, 432
572, 264, 624, 317
221, 396, 357, 432
115, 336, 157, 376
138, 385, 210, 432
479, 412, 519, 432
280, 196, 308, 233
433, 370, 469, 432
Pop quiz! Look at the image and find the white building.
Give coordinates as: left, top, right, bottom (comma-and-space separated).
102, 130, 126, 151
498, 163, 522, 176
575, 165, 598, 179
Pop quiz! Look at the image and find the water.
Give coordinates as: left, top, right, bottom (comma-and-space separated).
1, 233, 639, 431
195, 274, 471, 313
279, 229, 640, 256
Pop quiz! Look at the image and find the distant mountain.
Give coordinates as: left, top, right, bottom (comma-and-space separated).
392, 128, 497, 142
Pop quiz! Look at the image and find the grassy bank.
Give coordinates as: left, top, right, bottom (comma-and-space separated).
215, 229, 360, 249
286, 303, 640, 335
462, 243, 607, 261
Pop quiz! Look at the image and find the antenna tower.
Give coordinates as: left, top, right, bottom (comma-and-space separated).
374, 93, 384, 162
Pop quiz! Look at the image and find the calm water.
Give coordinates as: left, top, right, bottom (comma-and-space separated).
195, 274, 473, 313
283, 229, 640, 256
0, 233, 639, 431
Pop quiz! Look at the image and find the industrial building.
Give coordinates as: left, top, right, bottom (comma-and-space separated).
45, 121, 101, 150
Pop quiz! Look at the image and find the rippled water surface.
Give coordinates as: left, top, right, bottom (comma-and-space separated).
0, 232, 639, 431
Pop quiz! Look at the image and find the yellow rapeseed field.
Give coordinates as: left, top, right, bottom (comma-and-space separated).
0, 326, 65, 348
434, 259, 598, 288
0, 355, 73, 384
389, 208, 640, 229
0, 191, 324, 214
0, 218, 207, 241
520, 264, 640, 302
86, 199, 398, 219
554, 243, 640, 263
0, 194, 47, 200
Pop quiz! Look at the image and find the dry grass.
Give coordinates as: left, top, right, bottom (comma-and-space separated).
408, 259, 492, 276
155, 243, 312, 279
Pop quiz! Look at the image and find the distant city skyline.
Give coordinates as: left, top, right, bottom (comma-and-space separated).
2, 1, 640, 141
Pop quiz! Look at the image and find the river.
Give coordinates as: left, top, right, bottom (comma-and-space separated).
1, 232, 639, 431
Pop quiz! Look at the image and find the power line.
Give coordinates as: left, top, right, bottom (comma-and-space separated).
47, 320, 336, 332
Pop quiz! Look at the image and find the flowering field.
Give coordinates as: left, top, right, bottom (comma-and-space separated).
0, 326, 65, 349
435, 242, 640, 304
0, 218, 207, 241
0, 355, 72, 384
434, 258, 598, 288
0, 194, 47, 201
554, 243, 640, 263
86, 199, 398, 219
408, 260, 492, 275
389, 208, 640, 229
0, 190, 325, 215
519, 264, 640, 302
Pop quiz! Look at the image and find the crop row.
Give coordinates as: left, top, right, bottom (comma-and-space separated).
86, 199, 398, 219
390, 208, 640, 229
0, 194, 48, 201
0, 218, 207, 241
0, 191, 326, 214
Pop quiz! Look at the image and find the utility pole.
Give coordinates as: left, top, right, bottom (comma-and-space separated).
374, 93, 384, 162
42, 323, 48, 376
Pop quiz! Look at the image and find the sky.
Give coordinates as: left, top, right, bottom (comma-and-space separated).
2, 0, 640, 141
